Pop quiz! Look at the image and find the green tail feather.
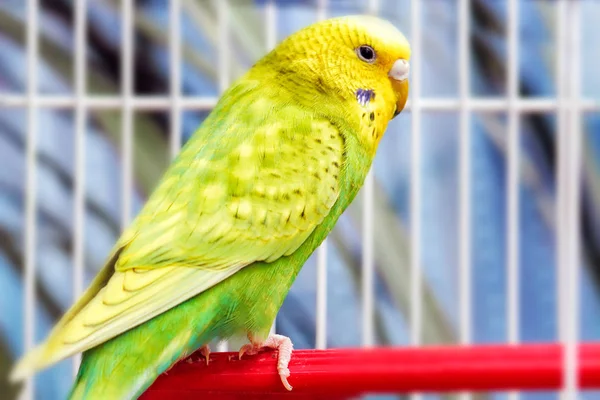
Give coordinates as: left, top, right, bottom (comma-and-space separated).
68, 294, 221, 400
67, 255, 301, 399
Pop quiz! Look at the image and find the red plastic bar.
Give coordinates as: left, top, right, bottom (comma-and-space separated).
141, 342, 600, 399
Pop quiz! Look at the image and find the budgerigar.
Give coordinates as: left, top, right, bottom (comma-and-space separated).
10, 15, 410, 399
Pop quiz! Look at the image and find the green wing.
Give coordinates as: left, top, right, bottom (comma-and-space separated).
12, 83, 345, 378
119, 107, 342, 271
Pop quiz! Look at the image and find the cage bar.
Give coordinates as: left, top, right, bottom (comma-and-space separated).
563, 1, 583, 398
265, 0, 277, 52
360, 0, 379, 349
458, 1, 472, 399
506, 0, 520, 352
409, 2, 422, 399
409, 0, 422, 351
555, 4, 568, 389
265, 0, 278, 338
555, 0, 582, 399
315, 0, 328, 351
217, 0, 230, 95
0, 95, 597, 112
458, 0, 472, 351
120, 0, 134, 229
72, 0, 87, 377
556, 0, 569, 397
23, 1, 40, 399
216, 0, 231, 353
506, 0, 520, 397
506, 5, 521, 398
169, 0, 182, 160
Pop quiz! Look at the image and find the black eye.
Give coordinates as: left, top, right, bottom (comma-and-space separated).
357, 45, 376, 63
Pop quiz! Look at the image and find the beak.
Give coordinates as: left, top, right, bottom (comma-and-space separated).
388, 59, 410, 118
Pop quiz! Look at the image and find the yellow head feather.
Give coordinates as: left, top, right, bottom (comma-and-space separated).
254, 15, 411, 152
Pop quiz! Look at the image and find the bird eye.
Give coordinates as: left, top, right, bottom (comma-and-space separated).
356, 45, 376, 63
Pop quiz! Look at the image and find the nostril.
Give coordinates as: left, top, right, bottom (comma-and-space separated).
389, 59, 410, 81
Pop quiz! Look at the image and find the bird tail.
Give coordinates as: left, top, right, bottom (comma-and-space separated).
9, 346, 46, 383
68, 296, 219, 400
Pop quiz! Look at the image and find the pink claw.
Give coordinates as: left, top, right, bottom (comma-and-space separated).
238, 334, 294, 391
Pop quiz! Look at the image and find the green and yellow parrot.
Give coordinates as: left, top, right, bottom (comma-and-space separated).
10, 15, 410, 399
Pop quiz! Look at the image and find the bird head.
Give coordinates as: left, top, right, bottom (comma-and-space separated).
254, 15, 410, 150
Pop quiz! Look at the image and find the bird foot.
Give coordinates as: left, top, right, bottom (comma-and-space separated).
238, 334, 294, 391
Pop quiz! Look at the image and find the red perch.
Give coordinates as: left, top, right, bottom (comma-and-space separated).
141, 342, 600, 399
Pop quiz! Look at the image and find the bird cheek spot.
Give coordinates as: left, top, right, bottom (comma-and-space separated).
356, 88, 375, 107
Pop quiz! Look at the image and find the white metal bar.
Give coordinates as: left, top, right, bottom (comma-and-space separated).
316, 0, 327, 21
121, 0, 134, 230
0, 96, 217, 109
458, 1, 472, 400
217, 0, 230, 94
458, 0, 472, 344
556, 0, 570, 398
409, 0, 422, 350
506, 0, 520, 351
265, 0, 277, 51
72, 0, 87, 377
169, 0, 182, 160
315, 225, 328, 349
216, 0, 230, 353
265, 0, 277, 338
555, 0, 569, 398
561, 1, 582, 398
315, 0, 328, 351
361, 0, 379, 349
23, 0, 39, 398
0, 95, 598, 112
506, 2, 520, 399
409, 2, 422, 400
